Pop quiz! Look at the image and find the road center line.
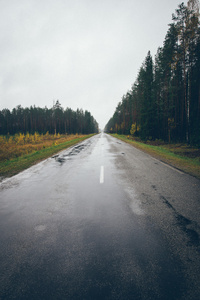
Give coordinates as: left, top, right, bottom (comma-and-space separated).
100, 166, 104, 184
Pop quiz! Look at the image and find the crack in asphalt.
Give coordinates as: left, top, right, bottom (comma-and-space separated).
160, 195, 200, 248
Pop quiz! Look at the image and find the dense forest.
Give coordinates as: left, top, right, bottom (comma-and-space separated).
0, 101, 99, 135
105, 1, 200, 145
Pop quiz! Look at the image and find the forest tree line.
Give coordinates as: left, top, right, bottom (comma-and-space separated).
0, 100, 99, 135
105, 1, 200, 145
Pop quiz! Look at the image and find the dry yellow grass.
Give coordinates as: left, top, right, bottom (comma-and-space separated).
0, 132, 86, 161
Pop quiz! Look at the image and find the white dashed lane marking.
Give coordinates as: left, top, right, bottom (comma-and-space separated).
100, 166, 104, 184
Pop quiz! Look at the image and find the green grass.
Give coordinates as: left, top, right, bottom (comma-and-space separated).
112, 134, 200, 180
0, 135, 94, 180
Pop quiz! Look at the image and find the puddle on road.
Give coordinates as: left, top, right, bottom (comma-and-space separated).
56, 157, 66, 164
52, 142, 91, 165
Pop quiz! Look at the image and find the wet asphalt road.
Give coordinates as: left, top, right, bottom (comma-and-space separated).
0, 133, 200, 300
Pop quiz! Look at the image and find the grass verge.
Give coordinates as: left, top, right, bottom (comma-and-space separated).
0, 134, 94, 180
112, 134, 200, 180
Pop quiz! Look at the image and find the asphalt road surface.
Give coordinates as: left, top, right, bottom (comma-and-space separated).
0, 133, 200, 300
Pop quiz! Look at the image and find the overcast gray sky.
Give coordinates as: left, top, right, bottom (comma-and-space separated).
0, 0, 184, 129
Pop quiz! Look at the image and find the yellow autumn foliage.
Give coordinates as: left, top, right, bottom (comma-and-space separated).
0, 133, 85, 161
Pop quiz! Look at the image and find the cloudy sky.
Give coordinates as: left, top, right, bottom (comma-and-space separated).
0, 0, 184, 129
